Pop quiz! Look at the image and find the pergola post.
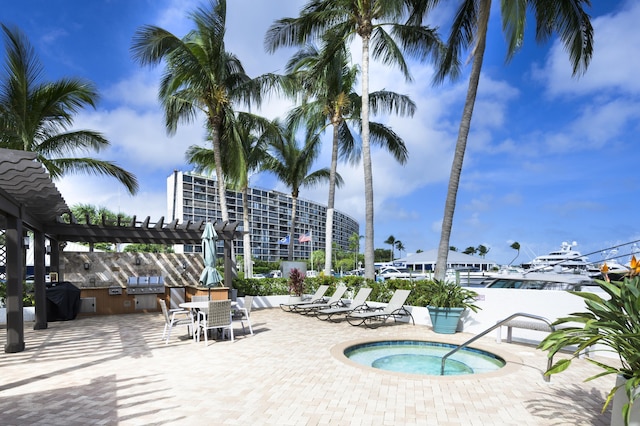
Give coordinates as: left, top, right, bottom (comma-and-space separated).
33, 230, 48, 330
214, 221, 242, 292
5, 215, 25, 353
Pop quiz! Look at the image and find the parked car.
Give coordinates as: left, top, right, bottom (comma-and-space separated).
253, 270, 283, 279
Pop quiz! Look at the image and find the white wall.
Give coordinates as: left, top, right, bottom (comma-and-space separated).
0, 307, 35, 324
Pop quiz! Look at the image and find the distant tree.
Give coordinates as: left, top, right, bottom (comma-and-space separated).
509, 241, 521, 266
450, 246, 458, 252
416, 249, 423, 254
71, 204, 130, 225
463, 246, 477, 256
124, 244, 174, 253
476, 244, 490, 258
374, 248, 391, 263
70, 204, 131, 252
348, 232, 363, 270
395, 241, 405, 258
384, 235, 397, 261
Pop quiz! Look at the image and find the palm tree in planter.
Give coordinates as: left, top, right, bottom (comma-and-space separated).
418, 280, 480, 334
539, 259, 640, 426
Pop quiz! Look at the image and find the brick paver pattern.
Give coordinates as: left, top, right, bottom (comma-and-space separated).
0, 308, 612, 425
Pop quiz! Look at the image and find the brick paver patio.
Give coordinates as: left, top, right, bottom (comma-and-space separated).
0, 308, 613, 425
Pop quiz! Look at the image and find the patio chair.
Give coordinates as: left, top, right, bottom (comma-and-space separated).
280, 285, 329, 312
159, 299, 194, 344
232, 295, 254, 335
191, 295, 209, 302
292, 285, 349, 315
346, 289, 414, 327
197, 300, 234, 346
316, 287, 373, 321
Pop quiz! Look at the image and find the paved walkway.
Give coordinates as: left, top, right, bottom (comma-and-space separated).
1, 308, 613, 425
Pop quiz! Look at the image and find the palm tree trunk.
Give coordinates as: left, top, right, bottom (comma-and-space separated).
435, 0, 491, 281
288, 194, 298, 261
361, 33, 375, 281
324, 123, 340, 275
211, 120, 229, 222
242, 185, 253, 277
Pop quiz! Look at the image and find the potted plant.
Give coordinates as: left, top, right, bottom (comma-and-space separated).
423, 280, 480, 334
538, 259, 640, 426
287, 268, 305, 303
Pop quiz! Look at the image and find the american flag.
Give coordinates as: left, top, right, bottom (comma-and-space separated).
298, 232, 312, 243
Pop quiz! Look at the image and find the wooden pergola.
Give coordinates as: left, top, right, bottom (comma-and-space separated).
0, 148, 233, 353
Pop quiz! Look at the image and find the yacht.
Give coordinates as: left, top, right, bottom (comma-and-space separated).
523, 241, 590, 274
587, 249, 630, 281
482, 271, 596, 291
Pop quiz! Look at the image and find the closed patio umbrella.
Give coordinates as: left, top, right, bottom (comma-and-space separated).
199, 222, 223, 299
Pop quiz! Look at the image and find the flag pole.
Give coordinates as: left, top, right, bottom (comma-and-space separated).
310, 230, 313, 271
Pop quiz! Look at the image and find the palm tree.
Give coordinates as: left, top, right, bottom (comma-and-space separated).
265, 0, 442, 280
462, 246, 476, 255
509, 241, 521, 266
348, 232, 363, 270
132, 0, 272, 223
384, 235, 397, 261
0, 25, 138, 194
416, 0, 594, 281
395, 240, 405, 258
476, 244, 490, 258
284, 40, 413, 276
262, 120, 343, 260
186, 113, 273, 277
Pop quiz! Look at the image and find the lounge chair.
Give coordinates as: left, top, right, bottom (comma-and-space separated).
280, 285, 329, 312
346, 289, 414, 327
316, 287, 373, 321
292, 285, 348, 315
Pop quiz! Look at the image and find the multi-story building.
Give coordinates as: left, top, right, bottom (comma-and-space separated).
167, 171, 359, 262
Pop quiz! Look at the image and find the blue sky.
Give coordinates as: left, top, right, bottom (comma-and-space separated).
3, 0, 639, 265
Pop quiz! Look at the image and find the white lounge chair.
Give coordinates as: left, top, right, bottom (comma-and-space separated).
316, 287, 372, 321
280, 285, 329, 312
292, 285, 348, 315
346, 289, 414, 327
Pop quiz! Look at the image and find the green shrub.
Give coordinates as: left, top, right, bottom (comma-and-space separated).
0, 281, 35, 307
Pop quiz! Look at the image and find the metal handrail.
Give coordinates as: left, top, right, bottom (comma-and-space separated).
440, 313, 556, 381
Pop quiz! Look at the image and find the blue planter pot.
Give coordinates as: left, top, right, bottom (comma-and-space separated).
427, 306, 465, 334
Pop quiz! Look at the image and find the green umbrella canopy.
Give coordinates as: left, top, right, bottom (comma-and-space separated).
199, 222, 223, 287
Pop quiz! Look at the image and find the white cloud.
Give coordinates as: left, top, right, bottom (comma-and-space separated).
536, 0, 640, 97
